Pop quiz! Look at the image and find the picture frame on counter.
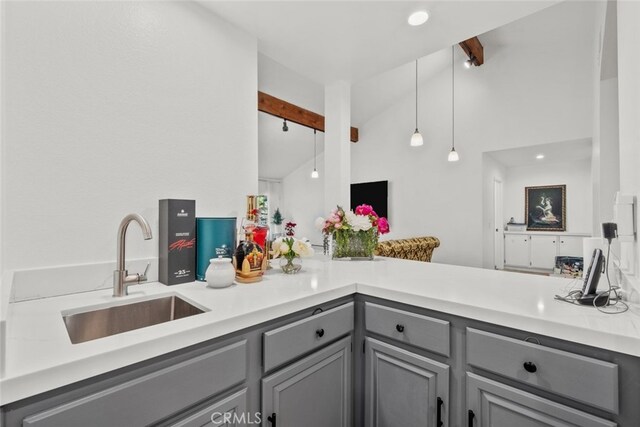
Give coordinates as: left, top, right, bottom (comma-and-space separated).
525, 184, 566, 231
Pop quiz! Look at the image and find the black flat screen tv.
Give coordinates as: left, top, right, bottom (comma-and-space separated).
351, 180, 388, 219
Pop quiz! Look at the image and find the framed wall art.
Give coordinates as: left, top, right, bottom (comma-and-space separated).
525, 185, 566, 231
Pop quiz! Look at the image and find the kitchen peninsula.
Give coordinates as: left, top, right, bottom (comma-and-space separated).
1, 257, 639, 426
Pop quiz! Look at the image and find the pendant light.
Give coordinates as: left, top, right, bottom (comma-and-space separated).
448, 46, 460, 162
311, 129, 319, 178
410, 59, 424, 147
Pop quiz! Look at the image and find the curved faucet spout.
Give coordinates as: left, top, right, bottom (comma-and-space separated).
114, 213, 153, 297
120, 213, 153, 240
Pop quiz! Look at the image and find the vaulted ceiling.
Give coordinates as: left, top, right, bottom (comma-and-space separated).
201, 1, 560, 84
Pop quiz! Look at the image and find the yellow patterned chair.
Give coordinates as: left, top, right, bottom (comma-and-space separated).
375, 237, 440, 262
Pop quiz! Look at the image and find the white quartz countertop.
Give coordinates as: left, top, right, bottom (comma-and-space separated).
2, 257, 640, 405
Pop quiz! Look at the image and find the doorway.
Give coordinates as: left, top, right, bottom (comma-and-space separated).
493, 178, 504, 269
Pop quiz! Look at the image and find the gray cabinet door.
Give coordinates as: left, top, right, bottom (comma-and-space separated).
170, 388, 248, 427
466, 373, 616, 427
364, 337, 449, 427
262, 336, 352, 427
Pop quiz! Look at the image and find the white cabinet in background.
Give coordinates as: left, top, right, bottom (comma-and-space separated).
529, 235, 557, 269
504, 235, 529, 267
503, 233, 589, 271
558, 236, 584, 256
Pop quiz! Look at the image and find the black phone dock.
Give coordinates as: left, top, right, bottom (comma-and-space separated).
577, 293, 608, 307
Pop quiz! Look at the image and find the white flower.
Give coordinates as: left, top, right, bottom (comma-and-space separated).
345, 211, 372, 231
280, 242, 290, 254
270, 237, 283, 258
315, 217, 326, 231
292, 239, 315, 257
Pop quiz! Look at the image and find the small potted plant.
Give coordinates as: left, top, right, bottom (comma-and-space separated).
272, 208, 284, 237
271, 237, 314, 274
316, 205, 390, 260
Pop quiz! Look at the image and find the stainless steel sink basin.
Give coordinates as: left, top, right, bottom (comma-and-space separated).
63, 295, 205, 344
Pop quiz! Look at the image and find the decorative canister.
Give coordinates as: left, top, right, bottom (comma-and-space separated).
196, 217, 237, 281
205, 257, 235, 288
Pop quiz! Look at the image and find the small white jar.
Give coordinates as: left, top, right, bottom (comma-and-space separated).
205, 256, 235, 288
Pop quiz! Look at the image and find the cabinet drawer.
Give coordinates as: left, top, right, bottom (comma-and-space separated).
365, 302, 450, 357
467, 328, 618, 413
23, 340, 247, 427
263, 302, 353, 372
170, 388, 248, 427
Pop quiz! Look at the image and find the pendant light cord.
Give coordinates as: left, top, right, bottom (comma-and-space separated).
451, 46, 455, 150
313, 129, 317, 169
415, 59, 419, 130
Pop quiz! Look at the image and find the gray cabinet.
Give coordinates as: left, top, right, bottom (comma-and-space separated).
364, 337, 449, 427
466, 373, 616, 427
261, 336, 352, 427
263, 302, 354, 372
170, 388, 249, 427
364, 302, 450, 357
467, 328, 619, 413
4, 296, 637, 427
21, 340, 247, 427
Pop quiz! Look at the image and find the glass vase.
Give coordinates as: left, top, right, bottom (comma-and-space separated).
332, 229, 378, 260
279, 256, 302, 274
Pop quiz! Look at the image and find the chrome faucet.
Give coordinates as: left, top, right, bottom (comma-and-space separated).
114, 213, 153, 297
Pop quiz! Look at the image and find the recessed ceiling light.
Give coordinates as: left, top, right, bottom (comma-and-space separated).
408, 10, 429, 26
536, 154, 545, 159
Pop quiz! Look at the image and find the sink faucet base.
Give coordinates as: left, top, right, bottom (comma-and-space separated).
113, 214, 153, 297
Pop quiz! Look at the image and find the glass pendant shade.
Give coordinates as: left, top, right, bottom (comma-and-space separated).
448, 46, 460, 162
311, 129, 319, 178
410, 130, 424, 147
410, 59, 423, 147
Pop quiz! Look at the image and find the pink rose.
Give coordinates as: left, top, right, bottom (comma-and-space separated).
355, 204, 374, 216
334, 222, 342, 229
376, 217, 390, 235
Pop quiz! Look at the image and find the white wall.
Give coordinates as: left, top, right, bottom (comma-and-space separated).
616, 0, 640, 296
597, 78, 620, 225
352, 4, 596, 267
2, 2, 257, 275
282, 154, 324, 245
503, 159, 593, 233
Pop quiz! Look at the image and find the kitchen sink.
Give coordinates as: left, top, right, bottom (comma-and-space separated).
63, 295, 206, 344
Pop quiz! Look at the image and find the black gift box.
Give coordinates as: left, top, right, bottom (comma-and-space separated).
159, 199, 196, 285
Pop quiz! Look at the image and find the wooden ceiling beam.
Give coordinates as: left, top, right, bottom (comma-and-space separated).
258, 91, 359, 143
459, 36, 484, 66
